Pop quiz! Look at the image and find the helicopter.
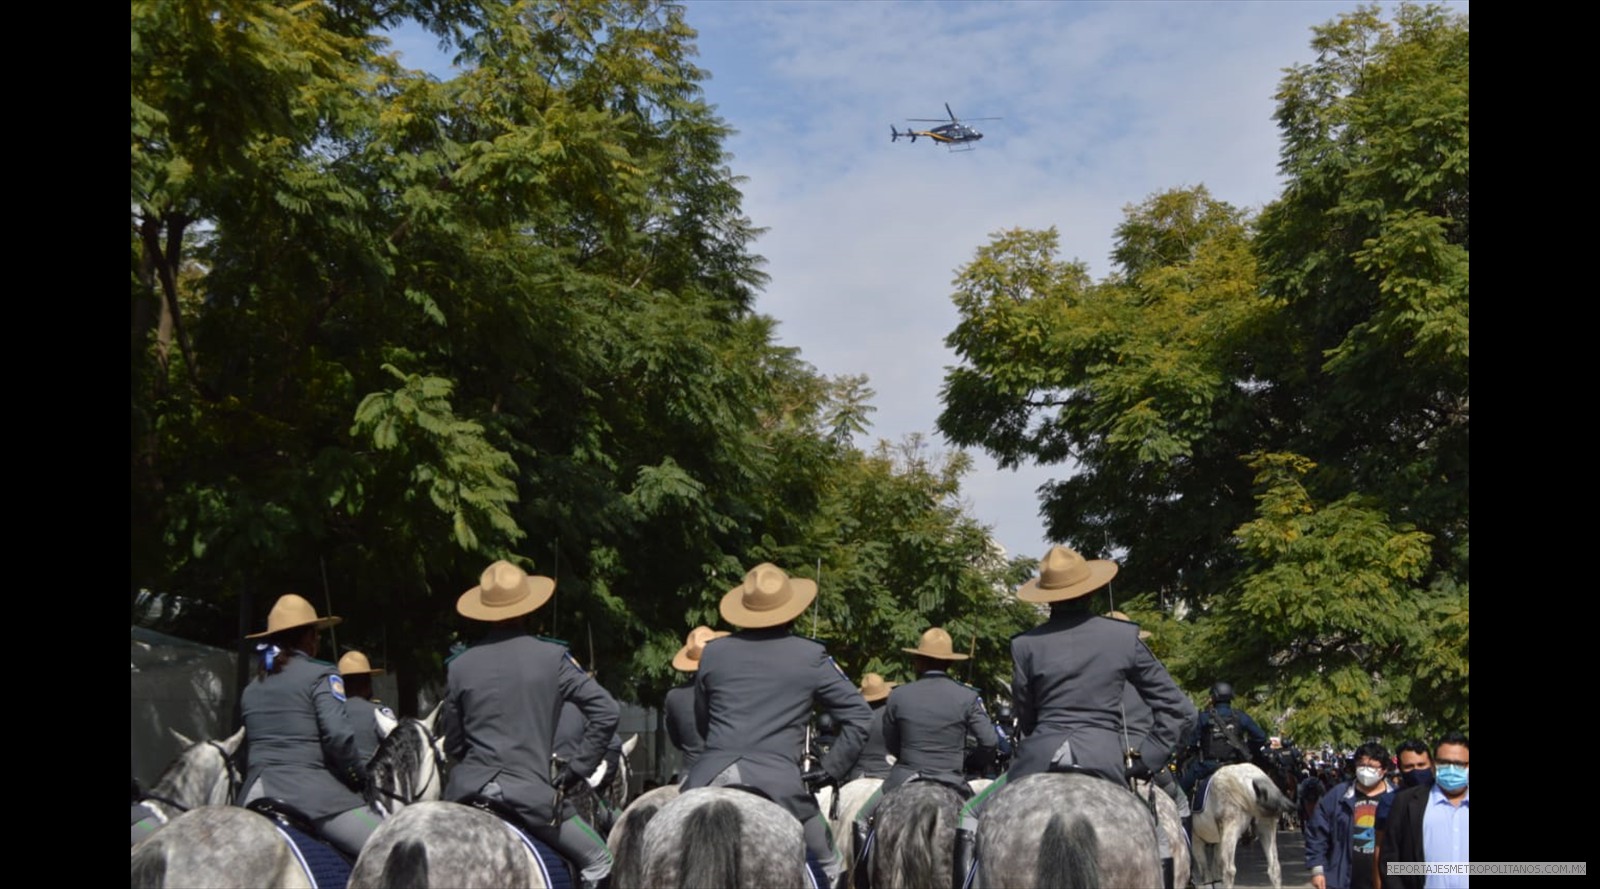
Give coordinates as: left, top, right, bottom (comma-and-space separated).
891, 103, 1001, 150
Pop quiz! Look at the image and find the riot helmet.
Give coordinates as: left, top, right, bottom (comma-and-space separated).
1210, 681, 1234, 703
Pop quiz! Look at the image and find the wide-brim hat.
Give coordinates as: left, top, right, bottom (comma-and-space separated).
719, 563, 817, 628
337, 650, 386, 676
456, 560, 556, 622
1017, 545, 1119, 603
672, 625, 731, 672
245, 594, 343, 639
1106, 610, 1153, 641
903, 627, 970, 661
860, 672, 898, 702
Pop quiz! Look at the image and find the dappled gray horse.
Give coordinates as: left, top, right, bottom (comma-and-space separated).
977, 772, 1163, 888
133, 714, 444, 889
867, 780, 964, 889
631, 787, 809, 889
608, 784, 681, 889
348, 801, 554, 889
132, 727, 245, 846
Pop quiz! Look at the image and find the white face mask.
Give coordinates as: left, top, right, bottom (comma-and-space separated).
1355, 766, 1384, 789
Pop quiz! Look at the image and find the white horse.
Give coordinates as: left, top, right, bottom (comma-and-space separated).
631, 787, 810, 888
132, 708, 445, 889
132, 727, 246, 845
977, 772, 1164, 888
826, 776, 881, 881
1192, 762, 1292, 889
608, 784, 681, 888
865, 780, 965, 889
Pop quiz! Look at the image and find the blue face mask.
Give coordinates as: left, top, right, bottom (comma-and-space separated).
1434, 764, 1468, 792
1401, 768, 1434, 789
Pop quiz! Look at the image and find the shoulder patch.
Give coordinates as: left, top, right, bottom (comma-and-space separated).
328, 674, 347, 702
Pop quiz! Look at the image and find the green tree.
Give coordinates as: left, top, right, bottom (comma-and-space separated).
938, 3, 1467, 745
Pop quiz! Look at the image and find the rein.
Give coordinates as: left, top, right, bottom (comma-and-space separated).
371, 722, 446, 812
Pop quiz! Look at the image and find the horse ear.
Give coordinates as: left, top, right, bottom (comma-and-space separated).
220, 726, 246, 755
375, 709, 399, 740
170, 728, 195, 749
421, 702, 444, 734
622, 734, 639, 757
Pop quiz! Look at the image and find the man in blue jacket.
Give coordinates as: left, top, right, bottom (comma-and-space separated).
1305, 741, 1395, 889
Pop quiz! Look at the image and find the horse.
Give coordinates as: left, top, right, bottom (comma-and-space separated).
565, 734, 639, 840
976, 772, 1164, 888
132, 708, 445, 889
825, 776, 881, 882
1252, 748, 1301, 830
1132, 778, 1191, 889
864, 780, 964, 889
1191, 762, 1292, 889
132, 727, 246, 845
628, 787, 811, 889
607, 784, 681, 889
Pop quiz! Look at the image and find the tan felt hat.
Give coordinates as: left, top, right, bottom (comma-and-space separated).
1106, 610, 1153, 640
902, 627, 970, 661
456, 560, 556, 622
860, 672, 898, 702
245, 594, 342, 639
672, 625, 731, 672
337, 650, 386, 676
1017, 545, 1119, 603
719, 563, 817, 629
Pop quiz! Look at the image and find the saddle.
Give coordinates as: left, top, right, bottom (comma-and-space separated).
244, 798, 353, 889
458, 793, 576, 889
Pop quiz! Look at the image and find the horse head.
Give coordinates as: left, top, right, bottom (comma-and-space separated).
150, 726, 246, 810
367, 716, 447, 815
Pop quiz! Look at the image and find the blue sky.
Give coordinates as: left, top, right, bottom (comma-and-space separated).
384, 0, 1468, 564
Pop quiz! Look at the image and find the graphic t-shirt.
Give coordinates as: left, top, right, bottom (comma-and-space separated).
1350, 793, 1383, 889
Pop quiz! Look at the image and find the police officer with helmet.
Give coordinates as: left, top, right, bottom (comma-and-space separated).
682, 562, 872, 888
1178, 680, 1268, 809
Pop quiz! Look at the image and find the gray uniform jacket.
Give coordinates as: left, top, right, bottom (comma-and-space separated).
683, 628, 871, 823
554, 700, 624, 764
346, 696, 396, 764
663, 684, 705, 771
848, 703, 894, 781
236, 652, 366, 820
1010, 612, 1194, 783
440, 626, 620, 828
882, 670, 997, 792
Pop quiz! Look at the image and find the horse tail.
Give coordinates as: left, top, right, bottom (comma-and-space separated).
130, 844, 167, 889
878, 793, 947, 889
1036, 813, 1100, 889
378, 838, 430, 889
1251, 775, 1293, 816
611, 801, 660, 889
677, 800, 742, 889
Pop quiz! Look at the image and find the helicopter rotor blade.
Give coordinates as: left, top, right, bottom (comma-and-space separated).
946, 102, 957, 121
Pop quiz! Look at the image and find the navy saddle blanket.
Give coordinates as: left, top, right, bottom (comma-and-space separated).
273, 822, 352, 889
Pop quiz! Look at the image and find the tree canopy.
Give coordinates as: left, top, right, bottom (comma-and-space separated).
938, 3, 1467, 746
132, 0, 1034, 711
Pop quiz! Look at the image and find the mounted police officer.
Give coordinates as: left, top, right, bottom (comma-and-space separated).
1178, 680, 1267, 814
1105, 613, 1195, 809
958, 546, 1193, 889
439, 560, 620, 889
236, 594, 384, 858
337, 650, 396, 765
664, 625, 729, 779
846, 672, 897, 782
853, 627, 998, 888
681, 562, 872, 889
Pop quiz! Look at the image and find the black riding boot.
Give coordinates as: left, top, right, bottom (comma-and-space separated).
1162, 856, 1175, 889
1182, 815, 1193, 844
952, 826, 976, 889
852, 821, 873, 889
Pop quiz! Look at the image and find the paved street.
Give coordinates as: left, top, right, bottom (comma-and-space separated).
1207, 828, 1315, 889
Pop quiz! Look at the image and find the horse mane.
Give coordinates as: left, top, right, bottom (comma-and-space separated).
367, 718, 435, 809
150, 736, 239, 809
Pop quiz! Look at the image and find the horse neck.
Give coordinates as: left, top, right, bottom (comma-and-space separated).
369, 721, 442, 811
154, 745, 235, 809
